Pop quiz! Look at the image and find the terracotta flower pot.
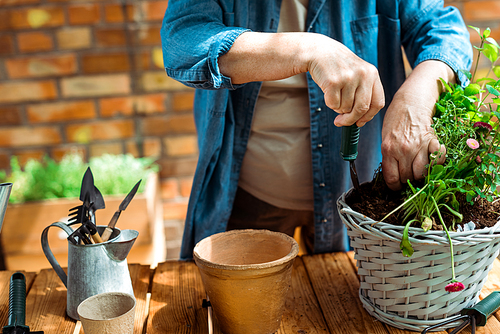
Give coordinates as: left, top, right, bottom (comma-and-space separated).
193, 229, 299, 334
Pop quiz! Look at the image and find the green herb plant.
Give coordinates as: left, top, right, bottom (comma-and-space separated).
379, 27, 500, 293
0, 153, 158, 204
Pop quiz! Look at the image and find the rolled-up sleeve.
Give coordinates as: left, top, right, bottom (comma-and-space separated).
400, 1, 473, 85
161, 0, 250, 90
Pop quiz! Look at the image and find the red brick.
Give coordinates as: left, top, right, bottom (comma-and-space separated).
140, 1, 169, 21
464, 1, 500, 21
162, 200, 188, 220
0, 106, 22, 125
95, 28, 126, 47
66, 120, 135, 143
27, 100, 96, 123
100, 94, 166, 117
158, 157, 198, 178
5, 54, 77, 79
164, 135, 198, 157
126, 137, 161, 157
179, 176, 193, 198
172, 91, 195, 112
135, 51, 151, 70
142, 114, 196, 136
141, 71, 186, 91
0, 152, 9, 170
68, 4, 101, 25
13, 149, 46, 166
0, 126, 61, 147
17, 31, 54, 53
1, 0, 40, 6
152, 46, 164, 69
103, 3, 134, 23
134, 25, 162, 46
51, 146, 86, 162
90, 142, 124, 157
61, 74, 131, 97
160, 178, 180, 200
81, 53, 130, 74
0, 35, 14, 55
56, 27, 91, 50
0, 7, 65, 31
0, 80, 57, 103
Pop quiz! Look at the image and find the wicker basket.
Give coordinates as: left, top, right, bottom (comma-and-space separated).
337, 189, 500, 332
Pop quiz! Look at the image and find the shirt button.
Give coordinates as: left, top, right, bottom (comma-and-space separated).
319, 183, 325, 187
317, 143, 323, 148
316, 107, 322, 112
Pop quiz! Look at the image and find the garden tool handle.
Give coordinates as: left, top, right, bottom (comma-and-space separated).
340, 124, 360, 161
461, 291, 500, 326
5, 272, 28, 331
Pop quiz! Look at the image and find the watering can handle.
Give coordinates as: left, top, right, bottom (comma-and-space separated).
41, 222, 74, 288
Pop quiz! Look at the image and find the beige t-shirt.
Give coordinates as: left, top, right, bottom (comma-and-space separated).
238, 0, 313, 211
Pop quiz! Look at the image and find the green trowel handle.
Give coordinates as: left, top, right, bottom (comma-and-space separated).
340, 124, 360, 161
461, 291, 500, 326
4, 272, 29, 332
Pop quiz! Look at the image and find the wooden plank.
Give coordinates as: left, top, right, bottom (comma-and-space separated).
303, 253, 389, 334
0, 270, 36, 329
147, 260, 220, 334
130, 264, 153, 334
277, 257, 330, 334
25, 268, 77, 333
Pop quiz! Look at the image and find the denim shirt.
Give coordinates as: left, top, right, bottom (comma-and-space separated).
161, 0, 472, 260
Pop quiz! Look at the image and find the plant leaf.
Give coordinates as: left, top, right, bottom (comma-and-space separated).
487, 37, 500, 49
459, 69, 472, 80
494, 66, 500, 78
483, 43, 499, 63
439, 78, 452, 93
400, 222, 414, 257
487, 84, 500, 96
465, 83, 481, 96
484, 28, 491, 39
468, 25, 481, 36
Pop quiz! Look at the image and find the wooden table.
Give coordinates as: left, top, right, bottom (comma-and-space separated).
0, 252, 499, 334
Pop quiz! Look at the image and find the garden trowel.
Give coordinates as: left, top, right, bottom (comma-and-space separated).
421, 291, 500, 334
340, 124, 360, 191
101, 179, 141, 242
68, 167, 105, 244
2, 272, 43, 334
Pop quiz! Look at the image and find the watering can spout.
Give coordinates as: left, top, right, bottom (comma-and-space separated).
0, 183, 12, 233
104, 229, 139, 261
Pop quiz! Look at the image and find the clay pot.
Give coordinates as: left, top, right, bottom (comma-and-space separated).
193, 229, 299, 334
77, 292, 136, 334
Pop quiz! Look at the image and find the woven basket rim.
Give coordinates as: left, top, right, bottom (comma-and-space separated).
338, 188, 500, 245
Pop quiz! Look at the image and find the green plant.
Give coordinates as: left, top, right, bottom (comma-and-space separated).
379, 27, 500, 293
0, 153, 158, 204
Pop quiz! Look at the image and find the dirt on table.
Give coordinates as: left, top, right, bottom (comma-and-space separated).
344, 172, 500, 231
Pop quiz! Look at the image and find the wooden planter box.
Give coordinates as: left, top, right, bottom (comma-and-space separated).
1, 173, 164, 271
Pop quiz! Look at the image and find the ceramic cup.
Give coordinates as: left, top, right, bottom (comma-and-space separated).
77, 292, 136, 334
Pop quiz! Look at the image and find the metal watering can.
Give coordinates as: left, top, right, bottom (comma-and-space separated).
0, 183, 12, 233
41, 222, 138, 320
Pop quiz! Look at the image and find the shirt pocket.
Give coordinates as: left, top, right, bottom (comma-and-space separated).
350, 14, 402, 68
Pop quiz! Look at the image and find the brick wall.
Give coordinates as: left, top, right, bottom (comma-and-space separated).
0, 0, 194, 259
0, 0, 499, 259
